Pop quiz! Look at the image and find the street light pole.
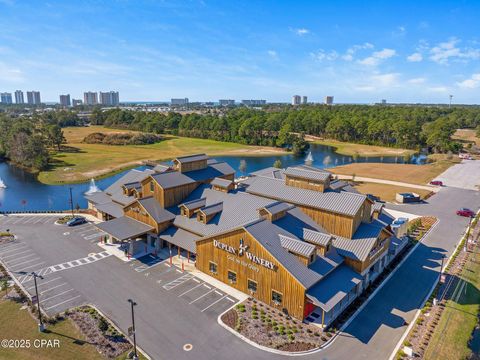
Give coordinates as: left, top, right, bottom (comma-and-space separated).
128, 299, 138, 360
32, 272, 44, 332
69, 187, 74, 217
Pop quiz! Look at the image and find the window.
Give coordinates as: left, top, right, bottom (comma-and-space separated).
150, 181, 154, 192
227, 270, 237, 284
209, 262, 217, 274
247, 279, 257, 293
272, 290, 283, 305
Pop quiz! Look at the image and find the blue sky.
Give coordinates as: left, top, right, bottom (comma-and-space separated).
0, 0, 479, 103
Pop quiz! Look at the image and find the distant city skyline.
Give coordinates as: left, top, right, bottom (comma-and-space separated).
0, 1, 479, 104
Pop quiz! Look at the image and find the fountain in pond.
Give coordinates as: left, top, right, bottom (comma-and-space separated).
305, 151, 314, 165
85, 178, 100, 195
0, 177, 6, 189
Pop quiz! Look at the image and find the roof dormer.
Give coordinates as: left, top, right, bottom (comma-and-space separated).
196, 202, 223, 224
258, 202, 294, 221
284, 167, 331, 192
179, 198, 207, 218
210, 177, 235, 192
173, 154, 208, 173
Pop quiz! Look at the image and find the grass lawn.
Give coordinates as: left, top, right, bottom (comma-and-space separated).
330, 156, 460, 185
424, 246, 480, 360
352, 182, 432, 202
308, 137, 414, 157
452, 128, 480, 147
39, 126, 286, 184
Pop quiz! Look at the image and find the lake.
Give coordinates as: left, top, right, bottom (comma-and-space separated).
0, 144, 424, 212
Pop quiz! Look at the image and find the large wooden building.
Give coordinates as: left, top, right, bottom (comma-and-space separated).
89, 155, 402, 326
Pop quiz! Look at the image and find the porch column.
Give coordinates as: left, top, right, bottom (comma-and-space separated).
187, 251, 190, 263
321, 309, 325, 328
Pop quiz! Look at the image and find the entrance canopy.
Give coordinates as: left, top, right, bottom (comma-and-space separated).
306, 264, 362, 312
96, 216, 153, 241
159, 227, 200, 253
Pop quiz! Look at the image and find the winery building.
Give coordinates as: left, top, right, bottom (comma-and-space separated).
86, 154, 405, 326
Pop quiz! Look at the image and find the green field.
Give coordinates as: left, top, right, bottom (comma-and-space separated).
38, 126, 286, 184
309, 138, 415, 157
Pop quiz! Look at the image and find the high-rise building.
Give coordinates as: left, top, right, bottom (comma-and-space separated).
59, 94, 71, 107
72, 99, 83, 106
0, 92, 13, 104
324, 96, 334, 105
302, 96, 308, 104
291, 95, 301, 105
219, 99, 235, 106
84, 92, 98, 106
171, 98, 189, 106
241, 99, 266, 106
26, 91, 41, 105
381, 99, 387, 105
99, 91, 120, 106
14, 90, 24, 104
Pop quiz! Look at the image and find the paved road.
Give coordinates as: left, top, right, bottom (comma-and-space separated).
335, 174, 439, 192
1, 187, 478, 360
434, 160, 480, 190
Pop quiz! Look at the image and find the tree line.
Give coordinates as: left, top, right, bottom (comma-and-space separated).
91, 105, 480, 153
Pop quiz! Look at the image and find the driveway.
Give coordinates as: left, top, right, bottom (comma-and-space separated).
433, 160, 480, 190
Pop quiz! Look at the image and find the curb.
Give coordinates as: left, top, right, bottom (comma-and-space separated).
216, 219, 439, 357
388, 211, 479, 360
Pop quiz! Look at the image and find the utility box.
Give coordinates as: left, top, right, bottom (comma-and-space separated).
396, 192, 421, 203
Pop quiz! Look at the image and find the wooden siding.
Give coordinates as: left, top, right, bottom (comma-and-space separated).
297, 205, 356, 238
124, 200, 173, 234
361, 200, 373, 223
196, 228, 307, 319
285, 176, 328, 192
174, 159, 207, 173
162, 183, 199, 208
258, 208, 286, 222
344, 233, 391, 273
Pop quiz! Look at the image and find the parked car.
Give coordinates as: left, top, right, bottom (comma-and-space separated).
430, 180, 443, 186
456, 208, 475, 218
66, 216, 87, 226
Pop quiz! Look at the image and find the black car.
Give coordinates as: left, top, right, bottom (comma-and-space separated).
66, 217, 87, 226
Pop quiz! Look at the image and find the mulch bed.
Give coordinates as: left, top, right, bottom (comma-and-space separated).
69, 306, 132, 359
221, 307, 238, 328
0, 235, 15, 246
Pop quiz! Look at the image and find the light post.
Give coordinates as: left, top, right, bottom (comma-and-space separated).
32, 272, 44, 332
69, 187, 74, 217
128, 299, 138, 360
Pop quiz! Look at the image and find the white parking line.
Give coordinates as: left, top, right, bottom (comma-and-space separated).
226, 297, 236, 303
16, 261, 45, 272
162, 274, 194, 290
44, 295, 82, 311
22, 217, 38, 224
40, 282, 67, 295
32, 217, 47, 224
84, 232, 106, 240
1, 249, 33, 259
201, 295, 229, 312
0, 244, 26, 255
189, 289, 215, 304
26, 276, 62, 291
9, 257, 41, 268
80, 228, 98, 235
11, 217, 26, 224
42, 289, 74, 303
178, 282, 206, 297
6, 253, 37, 264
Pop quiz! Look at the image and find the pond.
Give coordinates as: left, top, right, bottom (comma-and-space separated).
0, 143, 425, 212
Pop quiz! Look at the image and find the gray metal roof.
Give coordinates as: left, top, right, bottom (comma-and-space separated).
85, 191, 112, 205
104, 169, 154, 196
279, 234, 316, 257
153, 164, 170, 173
137, 197, 175, 223
110, 192, 135, 206
332, 219, 387, 261
308, 249, 344, 278
245, 176, 367, 217
123, 181, 141, 191
372, 201, 385, 213
306, 264, 362, 312
95, 216, 153, 241
210, 177, 233, 188
174, 153, 208, 163
199, 202, 223, 216
329, 180, 348, 191
284, 167, 331, 182
303, 228, 332, 246
263, 202, 294, 216
244, 220, 322, 289
95, 201, 124, 218
180, 198, 207, 211
159, 227, 199, 253
151, 171, 196, 189
250, 167, 285, 179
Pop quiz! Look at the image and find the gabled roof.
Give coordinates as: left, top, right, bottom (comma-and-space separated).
159, 227, 199, 253
279, 234, 316, 257
302, 228, 332, 246
210, 177, 233, 188
151, 171, 196, 189
95, 216, 153, 241
85, 191, 112, 205
284, 167, 331, 182
95, 201, 124, 218
174, 153, 208, 163
123, 181, 141, 191
262, 202, 294, 216
245, 176, 367, 217
199, 202, 223, 216
179, 198, 207, 210
137, 197, 175, 224
104, 169, 154, 195
153, 164, 170, 173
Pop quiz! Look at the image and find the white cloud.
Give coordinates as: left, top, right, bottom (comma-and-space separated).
408, 77, 426, 84
359, 48, 396, 66
342, 42, 374, 61
267, 50, 278, 59
291, 27, 310, 36
371, 72, 400, 87
310, 50, 338, 61
0, 62, 24, 83
429, 38, 480, 64
457, 73, 480, 89
428, 86, 448, 93
407, 52, 423, 62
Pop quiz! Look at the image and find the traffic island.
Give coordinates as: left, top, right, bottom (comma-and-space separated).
221, 297, 331, 352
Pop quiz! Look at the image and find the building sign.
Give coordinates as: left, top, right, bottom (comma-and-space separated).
213, 238, 277, 271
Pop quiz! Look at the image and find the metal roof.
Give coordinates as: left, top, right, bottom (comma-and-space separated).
199, 202, 223, 216
244, 220, 322, 289
159, 227, 199, 253
123, 181, 141, 191
153, 164, 170, 173
95, 201, 124, 218
85, 191, 112, 205
329, 180, 348, 191
137, 197, 175, 224
302, 228, 332, 246
372, 201, 385, 213
245, 176, 367, 217
104, 169, 154, 196
174, 154, 208, 163
306, 264, 362, 312
210, 177, 233, 188
250, 167, 285, 179
332, 219, 387, 261
284, 167, 331, 182
151, 171, 196, 189
263, 202, 294, 216
279, 234, 316, 257
95, 216, 153, 241
110, 192, 136, 206
308, 249, 344, 278
179, 198, 207, 210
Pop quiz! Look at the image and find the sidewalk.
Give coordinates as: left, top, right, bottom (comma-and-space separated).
334, 174, 439, 192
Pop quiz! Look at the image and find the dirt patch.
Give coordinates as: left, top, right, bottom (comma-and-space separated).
221, 308, 238, 329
